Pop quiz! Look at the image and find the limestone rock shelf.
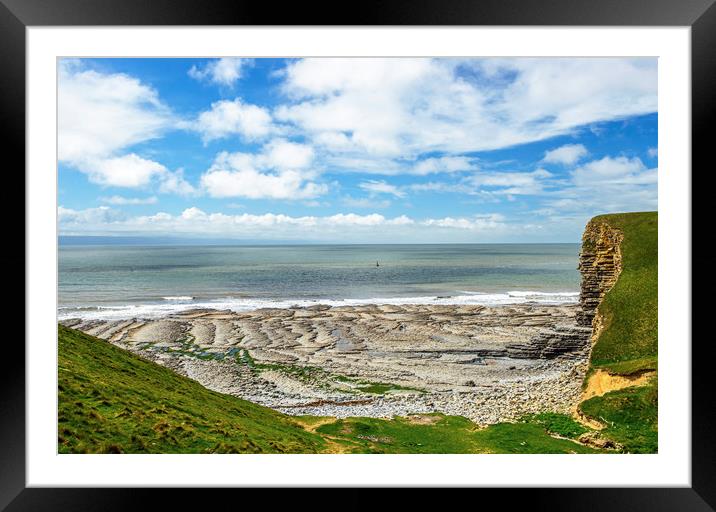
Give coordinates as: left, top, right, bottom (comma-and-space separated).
61, 303, 590, 425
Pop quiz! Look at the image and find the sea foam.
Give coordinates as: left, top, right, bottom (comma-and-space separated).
58, 290, 579, 321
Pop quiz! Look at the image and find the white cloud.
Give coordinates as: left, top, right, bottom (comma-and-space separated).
422, 213, 506, 230
58, 61, 173, 165
99, 195, 158, 205
275, 57, 657, 163
180, 206, 207, 220
201, 168, 325, 200
158, 169, 197, 196
411, 156, 478, 175
359, 180, 406, 198
543, 144, 588, 165
537, 155, 658, 220
61, 207, 414, 231
195, 98, 274, 142
76, 153, 196, 194
58, 206, 553, 242
263, 139, 314, 169
467, 169, 553, 195
406, 167, 555, 201
200, 141, 324, 200
483, 58, 656, 130
647, 147, 658, 158
58, 61, 196, 194
82, 153, 168, 188
571, 156, 656, 186
188, 58, 250, 87
57, 205, 524, 239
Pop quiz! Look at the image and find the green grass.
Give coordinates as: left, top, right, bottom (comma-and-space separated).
315, 414, 601, 454
521, 412, 590, 440
236, 349, 422, 394
587, 212, 657, 374
576, 211, 658, 454
58, 325, 327, 453
59, 325, 608, 453
580, 378, 658, 454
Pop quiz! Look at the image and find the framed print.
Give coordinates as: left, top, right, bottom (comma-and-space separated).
4, 0, 714, 508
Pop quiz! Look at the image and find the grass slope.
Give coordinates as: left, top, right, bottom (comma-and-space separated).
577, 211, 658, 454
580, 376, 658, 453
58, 325, 327, 453
588, 211, 658, 374
59, 325, 603, 454
313, 412, 599, 454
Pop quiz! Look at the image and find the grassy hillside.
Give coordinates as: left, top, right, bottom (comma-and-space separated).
577, 211, 658, 453
58, 325, 603, 454
587, 211, 658, 374
58, 325, 327, 453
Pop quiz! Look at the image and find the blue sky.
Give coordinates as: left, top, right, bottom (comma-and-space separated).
58, 57, 657, 243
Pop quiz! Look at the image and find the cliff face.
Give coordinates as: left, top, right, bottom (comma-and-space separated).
576, 219, 624, 335
505, 219, 627, 362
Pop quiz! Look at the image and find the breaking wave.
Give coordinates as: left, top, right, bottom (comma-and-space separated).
58, 290, 579, 321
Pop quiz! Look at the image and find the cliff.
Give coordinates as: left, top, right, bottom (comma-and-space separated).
578, 212, 658, 374
574, 212, 658, 453
576, 219, 624, 335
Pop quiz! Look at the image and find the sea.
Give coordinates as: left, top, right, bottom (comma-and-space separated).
58, 243, 581, 320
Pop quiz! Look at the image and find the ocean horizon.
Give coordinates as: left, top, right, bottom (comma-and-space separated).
59, 243, 581, 320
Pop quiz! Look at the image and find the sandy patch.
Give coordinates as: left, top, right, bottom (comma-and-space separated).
405, 414, 442, 425
582, 369, 655, 400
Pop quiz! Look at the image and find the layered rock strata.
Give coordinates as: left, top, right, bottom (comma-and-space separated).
576, 219, 624, 330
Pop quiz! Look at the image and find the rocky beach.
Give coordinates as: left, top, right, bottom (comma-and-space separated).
61, 302, 592, 425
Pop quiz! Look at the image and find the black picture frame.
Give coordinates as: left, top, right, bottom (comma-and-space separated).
3, 0, 713, 508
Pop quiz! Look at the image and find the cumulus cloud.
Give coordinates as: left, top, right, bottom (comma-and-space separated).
195, 98, 274, 142
58, 60, 194, 194
59, 206, 521, 238
82, 153, 168, 188
158, 168, 196, 196
60, 207, 412, 232
263, 139, 314, 169
200, 140, 325, 200
58, 61, 173, 165
188, 58, 250, 87
543, 144, 588, 165
73, 153, 196, 194
58, 204, 553, 242
423, 213, 506, 230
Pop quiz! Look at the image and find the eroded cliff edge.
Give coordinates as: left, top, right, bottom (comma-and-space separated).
574, 212, 658, 453
576, 216, 653, 400
576, 218, 624, 340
